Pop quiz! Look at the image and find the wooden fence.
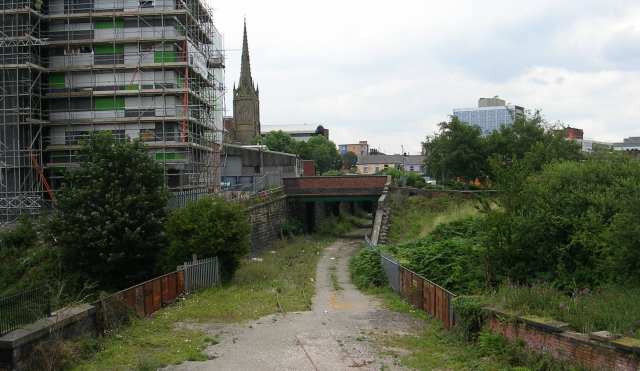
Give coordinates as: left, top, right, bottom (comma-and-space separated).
399, 266, 456, 329
372, 244, 457, 330
98, 256, 220, 319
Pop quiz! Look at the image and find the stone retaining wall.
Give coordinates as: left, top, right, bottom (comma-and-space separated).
247, 195, 288, 254
486, 309, 640, 370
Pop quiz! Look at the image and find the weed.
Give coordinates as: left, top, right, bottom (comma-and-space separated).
329, 265, 342, 291
71, 236, 331, 370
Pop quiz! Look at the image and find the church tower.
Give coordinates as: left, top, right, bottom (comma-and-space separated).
232, 20, 260, 145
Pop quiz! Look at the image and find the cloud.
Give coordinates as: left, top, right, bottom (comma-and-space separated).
212, 0, 640, 153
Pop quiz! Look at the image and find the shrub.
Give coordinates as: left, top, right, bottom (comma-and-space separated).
163, 197, 250, 282
52, 133, 168, 290
280, 218, 304, 238
316, 215, 353, 237
452, 296, 486, 340
386, 217, 487, 294
350, 247, 387, 289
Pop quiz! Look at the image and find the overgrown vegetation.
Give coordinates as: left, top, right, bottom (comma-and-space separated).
316, 214, 357, 237
368, 288, 583, 371
387, 193, 479, 244
71, 236, 331, 370
488, 283, 640, 338
163, 197, 251, 282
350, 247, 387, 289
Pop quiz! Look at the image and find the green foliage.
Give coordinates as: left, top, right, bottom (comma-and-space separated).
51, 133, 168, 290
322, 169, 342, 176
377, 167, 425, 188
73, 237, 330, 370
423, 113, 582, 185
260, 131, 342, 174
387, 193, 480, 244
280, 218, 304, 238
259, 130, 297, 153
341, 151, 358, 169
387, 217, 487, 294
315, 215, 355, 237
164, 197, 250, 282
452, 296, 486, 340
297, 135, 342, 174
350, 247, 387, 289
485, 155, 640, 288
490, 283, 640, 338
423, 116, 487, 183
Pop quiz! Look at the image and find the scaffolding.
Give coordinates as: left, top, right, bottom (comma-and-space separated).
0, 0, 48, 223
0, 0, 225, 224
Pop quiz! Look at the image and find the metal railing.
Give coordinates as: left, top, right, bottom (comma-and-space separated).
365, 237, 457, 329
0, 286, 51, 336
178, 256, 220, 293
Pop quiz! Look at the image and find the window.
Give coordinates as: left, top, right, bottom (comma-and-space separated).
363, 166, 368, 174
409, 166, 414, 171
140, 44, 154, 52
139, 0, 154, 8
65, 46, 92, 55
375, 167, 380, 173
384, 164, 389, 168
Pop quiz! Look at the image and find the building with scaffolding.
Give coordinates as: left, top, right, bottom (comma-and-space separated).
0, 0, 225, 224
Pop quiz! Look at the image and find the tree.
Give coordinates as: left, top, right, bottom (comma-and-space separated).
299, 135, 342, 174
423, 116, 487, 183
484, 154, 640, 288
51, 133, 168, 290
261, 131, 342, 174
163, 197, 250, 282
260, 130, 298, 154
341, 151, 358, 170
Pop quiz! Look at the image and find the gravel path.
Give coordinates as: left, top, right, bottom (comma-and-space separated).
166, 239, 423, 371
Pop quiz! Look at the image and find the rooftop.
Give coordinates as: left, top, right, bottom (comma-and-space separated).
358, 154, 424, 166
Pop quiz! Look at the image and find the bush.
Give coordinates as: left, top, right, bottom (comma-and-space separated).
486, 155, 640, 288
163, 197, 250, 282
452, 296, 486, 341
52, 133, 168, 290
316, 215, 353, 237
350, 247, 387, 289
280, 218, 304, 238
386, 217, 487, 294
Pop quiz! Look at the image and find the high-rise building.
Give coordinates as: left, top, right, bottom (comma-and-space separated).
0, 0, 225, 224
453, 97, 524, 135
225, 20, 259, 145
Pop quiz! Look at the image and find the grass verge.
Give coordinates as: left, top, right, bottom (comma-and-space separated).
387, 193, 479, 244
488, 283, 640, 339
71, 236, 331, 371
366, 287, 584, 371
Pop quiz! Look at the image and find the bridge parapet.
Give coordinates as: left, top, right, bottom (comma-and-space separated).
283, 175, 389, 197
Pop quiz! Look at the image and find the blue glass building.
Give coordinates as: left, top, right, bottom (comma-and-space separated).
453, 98, 524, 136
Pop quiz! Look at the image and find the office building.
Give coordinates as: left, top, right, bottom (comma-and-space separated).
453, 97, 524, 135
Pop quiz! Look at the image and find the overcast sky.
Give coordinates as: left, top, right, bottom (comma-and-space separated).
211, 0, 640, 154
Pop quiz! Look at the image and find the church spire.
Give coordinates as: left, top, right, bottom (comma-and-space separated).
238, 18, 255, 93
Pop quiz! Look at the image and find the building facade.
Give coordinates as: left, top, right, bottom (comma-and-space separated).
614, 137, 640, 152
0, 0, 225, 224
338, 140, 369, 157
453, 97, 524, 136
356, 154, 424, 175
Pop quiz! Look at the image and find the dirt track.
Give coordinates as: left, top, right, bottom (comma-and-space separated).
167, 239, 423, 371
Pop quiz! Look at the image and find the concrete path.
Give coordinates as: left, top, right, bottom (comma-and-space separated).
167, 239, 423, 371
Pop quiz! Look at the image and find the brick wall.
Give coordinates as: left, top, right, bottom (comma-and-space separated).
247, 196, 288, 254
283, 176, 388, 196
486, 312, 640, 370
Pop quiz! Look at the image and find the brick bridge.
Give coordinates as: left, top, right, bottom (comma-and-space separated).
282, 175, 389, 202
283, 175, 389, 232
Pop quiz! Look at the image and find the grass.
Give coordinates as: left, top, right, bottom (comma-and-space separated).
71, 236, 331, 371
488, 283, 640, 339
365, 287, 583, 371
387, 193, 479, 244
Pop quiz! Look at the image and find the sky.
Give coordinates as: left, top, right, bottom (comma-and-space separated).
210, 0, 640, 154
